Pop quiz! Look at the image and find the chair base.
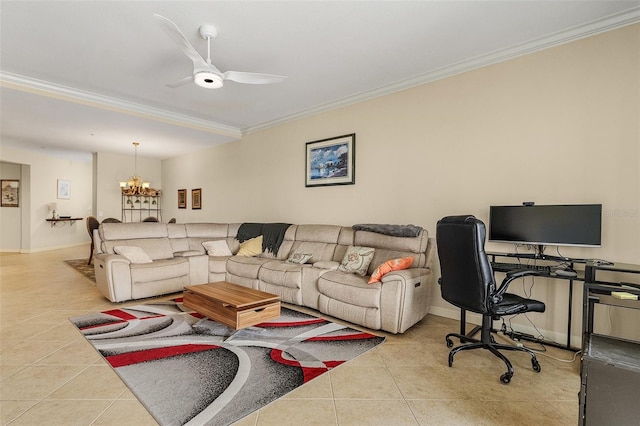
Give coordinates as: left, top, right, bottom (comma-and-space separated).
445, 316, 541, 384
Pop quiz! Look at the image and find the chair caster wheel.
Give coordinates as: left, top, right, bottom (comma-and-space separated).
500, 373, 512, 384
446, 338, 453, 348
532, 359, 541, 373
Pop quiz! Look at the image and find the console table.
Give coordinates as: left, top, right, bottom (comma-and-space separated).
46, 217, 83, 227
579, 261, 640, 425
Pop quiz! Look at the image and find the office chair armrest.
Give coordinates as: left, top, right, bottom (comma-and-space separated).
494, 270, 541, 300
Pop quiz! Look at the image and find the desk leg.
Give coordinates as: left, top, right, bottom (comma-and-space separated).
567, 279, 573, 350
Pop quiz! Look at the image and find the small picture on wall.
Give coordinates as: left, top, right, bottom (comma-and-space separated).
57, 179, 70, 199
305, 133, 355, 187
1, 179, 19, 207
178, 189, 187, 209
192, 188, 202, 210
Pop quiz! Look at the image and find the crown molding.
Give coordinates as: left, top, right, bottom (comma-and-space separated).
244, 7, 640, 135
0, 72, 243, 139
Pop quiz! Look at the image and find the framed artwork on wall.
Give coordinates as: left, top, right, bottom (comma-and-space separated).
57, 179, 70, 199
178, 189, 187, 209
192, 188, 202, 210
1, 179, 19, 207
305, 133, 355, 187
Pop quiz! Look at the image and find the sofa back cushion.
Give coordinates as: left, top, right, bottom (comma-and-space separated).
167, 224, 189, 252
286, 224, 344, 263
99, 223, 174, 260
100, 222, 168, 240
354, 229, 430, 274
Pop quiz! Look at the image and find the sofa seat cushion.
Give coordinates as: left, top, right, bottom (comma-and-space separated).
226, 256, 272, 279
130, 257, 189, 284
259, 260, 308, 289
318, 271, 381, 308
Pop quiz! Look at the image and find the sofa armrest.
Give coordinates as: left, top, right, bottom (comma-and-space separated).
379, 267, 434, 333
380, 267, 431, 282
93, 253, 133, 302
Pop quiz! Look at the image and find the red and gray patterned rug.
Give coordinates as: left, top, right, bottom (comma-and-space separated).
69, 298, 385, 425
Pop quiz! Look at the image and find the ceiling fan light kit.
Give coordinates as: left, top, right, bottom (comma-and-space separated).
194, 71, 224, 88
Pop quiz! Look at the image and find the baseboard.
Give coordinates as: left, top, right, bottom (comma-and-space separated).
19, 242, 89, 253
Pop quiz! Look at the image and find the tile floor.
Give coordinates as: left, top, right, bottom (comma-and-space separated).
1, 246, 581, 425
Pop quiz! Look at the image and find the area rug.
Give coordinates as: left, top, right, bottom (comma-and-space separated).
69, 298, 385, 425
64, 258, 96, 282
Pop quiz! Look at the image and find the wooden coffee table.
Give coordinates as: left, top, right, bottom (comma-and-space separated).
183, 281, 280, 330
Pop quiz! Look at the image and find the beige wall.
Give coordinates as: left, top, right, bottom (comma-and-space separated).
163, 24, 639, 343
0, 143, 93, 251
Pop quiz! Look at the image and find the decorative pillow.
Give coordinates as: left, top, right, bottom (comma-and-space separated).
114, 246, 153, 264
236, 235, 263, 257
368, 257, 414, 284
287, 253, 313, 264
202, 240, 232, 257
338, 246, 375, 276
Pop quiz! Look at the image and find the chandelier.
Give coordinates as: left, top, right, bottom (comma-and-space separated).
119, 142, 151, 195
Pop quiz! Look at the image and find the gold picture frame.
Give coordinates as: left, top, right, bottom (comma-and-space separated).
192, 188, 201, 210
178, 189, 187, 209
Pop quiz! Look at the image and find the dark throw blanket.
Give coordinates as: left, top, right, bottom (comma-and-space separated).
237, 222, 292, 254
352, 223, 423, 238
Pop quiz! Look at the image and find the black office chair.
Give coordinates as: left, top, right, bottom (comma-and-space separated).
86, 216, 100, 265
436, 215, 546, 384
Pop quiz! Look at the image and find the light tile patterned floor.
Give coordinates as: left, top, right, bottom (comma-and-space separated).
0, 247, 581, 425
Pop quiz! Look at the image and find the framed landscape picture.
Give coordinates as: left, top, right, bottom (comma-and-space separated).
305, 133, 355, 187
192, 188, 202, 210
178, 189, 186, 209
1, 179, 19, 207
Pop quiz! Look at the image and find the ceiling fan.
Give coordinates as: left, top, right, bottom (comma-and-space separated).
153, 14, 287, 89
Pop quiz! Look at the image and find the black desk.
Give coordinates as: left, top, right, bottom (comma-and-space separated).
488, 252, 583, 351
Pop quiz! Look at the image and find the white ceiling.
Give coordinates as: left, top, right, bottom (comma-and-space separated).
1, 1, 639, 160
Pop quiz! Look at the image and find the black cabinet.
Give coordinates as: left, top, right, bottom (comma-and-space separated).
579, 262, 640, 425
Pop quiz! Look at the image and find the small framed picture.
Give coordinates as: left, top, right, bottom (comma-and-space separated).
305, 133, 355, 187
192, 188, 202, 210
57, 179, 70, 199
178, 189, 187, 209
1, 179, 19, 207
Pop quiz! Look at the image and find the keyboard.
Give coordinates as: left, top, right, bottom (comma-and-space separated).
491, 262, 551, 274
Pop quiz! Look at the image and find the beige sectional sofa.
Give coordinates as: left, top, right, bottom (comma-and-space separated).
93, 222, 435, 333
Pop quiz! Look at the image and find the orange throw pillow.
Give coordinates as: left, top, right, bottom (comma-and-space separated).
368, 257, 414, 284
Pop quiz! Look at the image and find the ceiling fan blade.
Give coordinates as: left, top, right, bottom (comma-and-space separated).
222, 71, 287, 85
153, 14, 208, 69
165, 75, 193, 88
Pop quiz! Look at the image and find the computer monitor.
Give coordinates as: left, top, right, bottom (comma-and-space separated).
488, 204, 602, 248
